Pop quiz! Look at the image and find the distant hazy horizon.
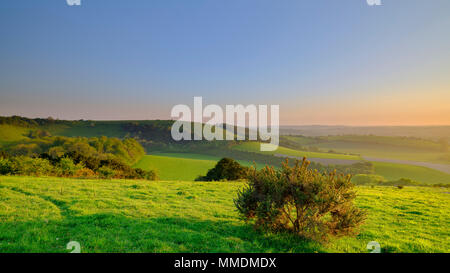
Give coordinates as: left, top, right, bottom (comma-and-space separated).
1, 1, 449, 126
2, 114, 450, 128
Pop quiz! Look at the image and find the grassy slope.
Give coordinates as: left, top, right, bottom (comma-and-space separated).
150, 153, 268, 169
134, 154, 269, 181
0, 176, 448, 253
373, 162, 450, 184
133, 155, 217, 181
0, 124, 30, 146
232, 142, 361, 160
136, 153, 450, 185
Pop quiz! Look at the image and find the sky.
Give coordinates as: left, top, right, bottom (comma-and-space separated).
0, 0, 449, 125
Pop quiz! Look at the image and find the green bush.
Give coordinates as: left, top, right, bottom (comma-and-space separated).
57, 157, 83, 177
133, 168, 159, 181
197, 158, 248, 181
10, 156, 55, 177
0, 158, 13, 175
235, 158, 366, 243
383, 178, 420, 187
352, 174, 386, 185
97, 166, 116, 179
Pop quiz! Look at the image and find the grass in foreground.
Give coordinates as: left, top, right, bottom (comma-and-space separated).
0, 176, 448, 253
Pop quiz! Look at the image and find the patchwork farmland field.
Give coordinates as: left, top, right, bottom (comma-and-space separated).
283, 135, 450, 164
232, 142, 361, 160
0, 176, 448, 253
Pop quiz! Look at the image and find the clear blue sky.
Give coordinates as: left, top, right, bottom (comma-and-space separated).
1, 0, 449, 125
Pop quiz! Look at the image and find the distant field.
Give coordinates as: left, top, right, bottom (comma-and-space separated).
134, 153, 270, 180
372, 162, 450, 185
232, 142, 361, 160
150, 152, 268, 169
284, 135, 449, 164
43, 122, 126, 138
134, 154, 217, 180
137, 152, 450, 185
0, 176, 448, 253
0, 124, 30, 146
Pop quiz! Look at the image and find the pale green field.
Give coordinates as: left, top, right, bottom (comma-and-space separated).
0, 176, 448, 253
232, 142, 361, 160
0, 124, 30, 146
284, 135, 449, 164
373, 162, 450, 184
150, 152, 268, 169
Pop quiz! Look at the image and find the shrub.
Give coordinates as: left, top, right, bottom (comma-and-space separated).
11, 156, 55, 177
0, 151, 9, 159
97, 166, 116, 179
133, 168, 159, 181
74, 168, 96, 179
234, 158, 366, 243
0, 158, 13, 175
57, 157, 83, 177
384, 178, 420, 187
65, 151, 101, 171
352, 174, 386, 185
197, 158, 248, 181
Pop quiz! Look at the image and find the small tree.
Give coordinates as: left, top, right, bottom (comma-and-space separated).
0, 158, 13, 175
234, 158, 366, 242
197, 158, 248, 181
57, 157, 82, 177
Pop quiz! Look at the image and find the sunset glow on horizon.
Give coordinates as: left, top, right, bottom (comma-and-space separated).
1, 0, 449, 126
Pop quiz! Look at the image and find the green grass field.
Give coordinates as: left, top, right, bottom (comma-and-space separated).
134, 152, 450, 185
134, 154, 217, 180
134, 153, 269, 181
0, 176, 448, 253
0, 124, 30, 146
232, 142, 361, 160
373, 162, 450, 185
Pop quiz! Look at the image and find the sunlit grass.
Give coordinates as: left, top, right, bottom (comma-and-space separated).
373, 162, 450, 184
232, 142, 361, 160
0, 176, 448, 253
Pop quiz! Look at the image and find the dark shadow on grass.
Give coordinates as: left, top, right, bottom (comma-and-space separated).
0, 213, 324, 253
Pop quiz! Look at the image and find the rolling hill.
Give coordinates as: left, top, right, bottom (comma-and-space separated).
1, 116, 449, 185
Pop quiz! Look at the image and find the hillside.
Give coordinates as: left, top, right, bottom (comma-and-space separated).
0, 176, 448, 253
1, 116, 449, 185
